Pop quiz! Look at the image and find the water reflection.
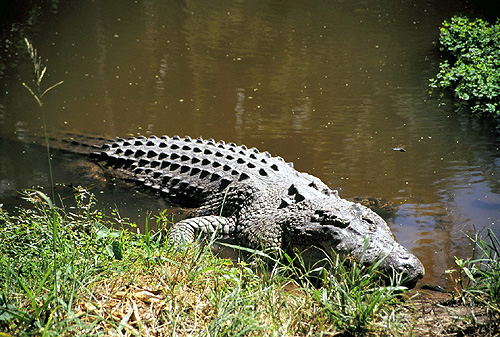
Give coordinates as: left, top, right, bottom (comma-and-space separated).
1, 0, 499, 286
94, 1, 117, 135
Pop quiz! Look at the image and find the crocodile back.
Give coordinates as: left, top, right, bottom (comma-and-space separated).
90, 135, 305, 208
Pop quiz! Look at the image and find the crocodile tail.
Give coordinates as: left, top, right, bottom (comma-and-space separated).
23, 131, 114, 156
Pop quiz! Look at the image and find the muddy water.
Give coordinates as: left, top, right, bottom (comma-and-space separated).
1, 0, 499, 287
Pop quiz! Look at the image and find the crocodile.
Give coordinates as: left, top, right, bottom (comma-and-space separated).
56, 133, 424, 287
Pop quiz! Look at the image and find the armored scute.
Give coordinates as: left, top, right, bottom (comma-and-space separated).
88, 134, 424, 287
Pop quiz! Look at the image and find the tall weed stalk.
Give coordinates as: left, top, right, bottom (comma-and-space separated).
22, 38, 63, 203
21, 38, 64, 328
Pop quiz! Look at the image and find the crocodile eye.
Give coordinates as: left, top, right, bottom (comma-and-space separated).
322, 215, 349, 228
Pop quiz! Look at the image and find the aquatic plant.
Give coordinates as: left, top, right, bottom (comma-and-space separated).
430, 16, 500, 128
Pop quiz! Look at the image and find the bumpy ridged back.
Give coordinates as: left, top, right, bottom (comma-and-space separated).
90, 135, 297, 207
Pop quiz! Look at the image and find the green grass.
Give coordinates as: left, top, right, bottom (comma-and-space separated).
0, 189, 122, 335
445, 228, 500, 327
3, 188, 500, 336
0, 188, 413, 336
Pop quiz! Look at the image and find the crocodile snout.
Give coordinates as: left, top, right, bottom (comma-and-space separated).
381, 249, 425, 288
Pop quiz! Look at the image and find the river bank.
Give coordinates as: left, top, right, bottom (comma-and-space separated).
1, 189, 498, 336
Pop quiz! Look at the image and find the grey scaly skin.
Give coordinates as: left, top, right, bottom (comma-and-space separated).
89, 134, 425, 288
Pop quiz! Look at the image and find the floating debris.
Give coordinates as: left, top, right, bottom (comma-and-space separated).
392, 145, 406, 152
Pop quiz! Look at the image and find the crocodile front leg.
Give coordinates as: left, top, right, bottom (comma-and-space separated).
168, 215, 237, 245
236, 209, 288, 249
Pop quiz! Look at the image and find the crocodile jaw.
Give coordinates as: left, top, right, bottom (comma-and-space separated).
290, 208, 425, 288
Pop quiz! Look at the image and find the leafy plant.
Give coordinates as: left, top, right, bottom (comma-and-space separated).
430, 16, 500, 128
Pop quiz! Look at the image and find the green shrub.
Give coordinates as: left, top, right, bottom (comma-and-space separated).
430, 16, 500, 126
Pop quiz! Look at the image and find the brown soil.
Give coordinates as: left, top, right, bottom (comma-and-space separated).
406, 290, 500, 337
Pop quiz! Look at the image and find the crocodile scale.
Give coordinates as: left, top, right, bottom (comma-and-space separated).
89, 134, 425, 287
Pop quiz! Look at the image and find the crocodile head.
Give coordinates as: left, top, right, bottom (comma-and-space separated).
286, 202, 425, 288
